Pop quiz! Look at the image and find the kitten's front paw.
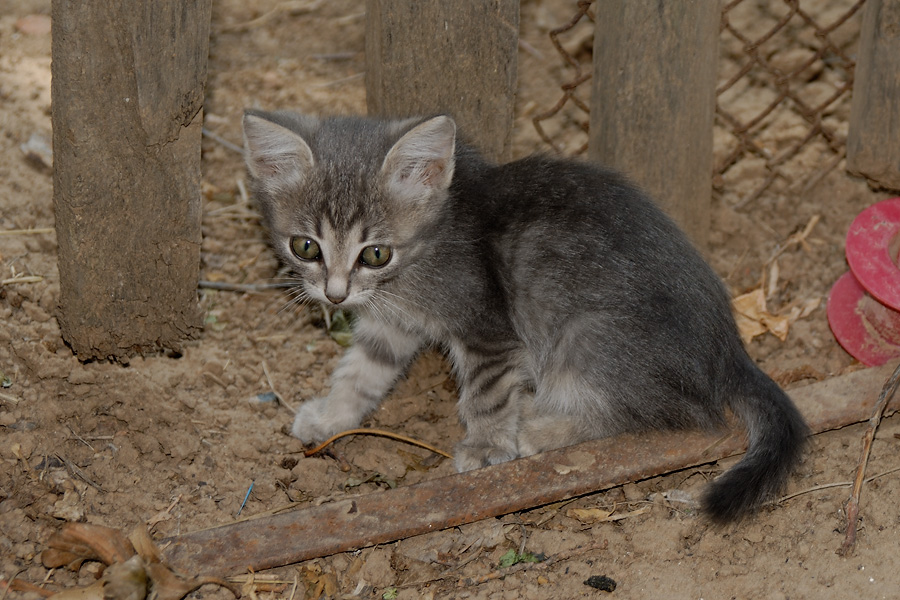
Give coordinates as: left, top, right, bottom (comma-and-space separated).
454, 442, 519, 472
291, 397, 361, 444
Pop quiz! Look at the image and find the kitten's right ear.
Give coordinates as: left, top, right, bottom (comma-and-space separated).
242, 112, 315, 189
381, 115, 456, 201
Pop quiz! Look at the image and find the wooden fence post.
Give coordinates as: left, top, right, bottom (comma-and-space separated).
365, 0, 519, 162
589, 1, 719, 250
51, 1, 211, 360
847, 0, 900, 191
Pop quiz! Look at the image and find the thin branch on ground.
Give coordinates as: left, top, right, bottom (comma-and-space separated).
304, 428, 453, 460
0, 392, 21, 405
838, 361, 900, 556
1, 275, 43, 286
773, 465, 900, 505
0, 228, 54, 236
198, 280, 291, 293
0, 569, 52, 599
219, 0, 323, 33
202, 127, 244, 154
262, 360, 294, 413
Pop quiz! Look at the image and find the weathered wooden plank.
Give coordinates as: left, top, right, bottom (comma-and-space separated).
365, 0, 519, 162
588, 1, 719, 250
51, 1, 209, 359
846, 0, 900, 190
162, 363, 897, 577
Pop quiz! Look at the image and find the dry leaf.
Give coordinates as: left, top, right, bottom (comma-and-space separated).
566, 505, 651, 524
797, 297, 821, 319
127, 526, 160, 564
603, 506, 651, 522
733, 288, 772, 344
566, 507, 614, 523
46, 580, 106, 600
732, 288, 819, 344
41, 524, 237, 600
735, 313, 769, 345
760, 312, 792, 341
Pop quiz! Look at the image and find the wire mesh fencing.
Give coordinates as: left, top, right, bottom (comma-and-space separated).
533, 0, 865, 207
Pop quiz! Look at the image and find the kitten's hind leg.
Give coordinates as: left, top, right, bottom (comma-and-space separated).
516, 411, 595, 457
517, 366, 613, 457
450, 341, 527, 471
291, 316, 423, 443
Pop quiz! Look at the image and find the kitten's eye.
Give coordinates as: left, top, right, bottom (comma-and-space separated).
359, 245, 392, 268
290, 237, 321, 261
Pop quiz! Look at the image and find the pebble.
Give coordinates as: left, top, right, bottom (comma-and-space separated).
743, 529, 765, 544
622, 482, 644, 502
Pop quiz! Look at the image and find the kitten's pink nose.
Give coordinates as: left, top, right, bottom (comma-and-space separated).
325, 278, 349, 304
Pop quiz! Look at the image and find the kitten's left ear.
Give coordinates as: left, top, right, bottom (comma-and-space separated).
242, 112, 315, 189
382, 116, 456, 200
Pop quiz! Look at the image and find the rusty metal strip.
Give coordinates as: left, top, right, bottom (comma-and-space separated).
161, 363, 897, 577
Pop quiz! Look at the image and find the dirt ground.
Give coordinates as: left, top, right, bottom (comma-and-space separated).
2, 1, 900, 599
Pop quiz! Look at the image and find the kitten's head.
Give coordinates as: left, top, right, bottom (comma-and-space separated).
242, 110, 456, 308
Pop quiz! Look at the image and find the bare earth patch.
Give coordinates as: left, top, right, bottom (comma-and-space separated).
2, 1, 899, 599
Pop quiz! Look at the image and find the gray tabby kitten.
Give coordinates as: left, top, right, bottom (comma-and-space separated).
242, 109, 808, 522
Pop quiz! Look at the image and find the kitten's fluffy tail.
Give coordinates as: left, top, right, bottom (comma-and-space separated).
702, 360, 809, 523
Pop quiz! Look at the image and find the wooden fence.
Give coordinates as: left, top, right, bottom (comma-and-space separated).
51, 0, 900, 359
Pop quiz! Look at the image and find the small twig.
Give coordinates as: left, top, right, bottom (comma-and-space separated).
0, 228, 54, 236
310, 72, 364, 88
66, 425, 96, 452
838, 362, 900, 556
774, 465, 900, 505
777, 481, 851, 504
532, 498, 579, 527
310, 51, 357, 61
799, 148, 845, 195
0, 392, 21, 405
599, 505, 651, 522
433, 543, 484, 571
1, 579, 53, 599
148, 494, 183, 529
511, 515, 528, 557
219, 0, 323, 33
262, 360, 295, 413
199, 280, 291, 293
767, 214, 820, 265
1, 275, 43, 286
202, 127, 244, 155
304, 428, 453, 460
227, 573, 290, 594
288, 573, 299, 600
57, 453, 104, 492
1, 569, 50, 600
322, 447, 353, 472
206, 203, 246, 216
236, 178, 250, 205
518, 38, 545, 60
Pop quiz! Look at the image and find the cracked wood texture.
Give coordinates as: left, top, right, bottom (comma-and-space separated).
589, 1, 719, 250
847, 0, 900, 190
51, 1, 209, 359
365, 0, 519, 162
